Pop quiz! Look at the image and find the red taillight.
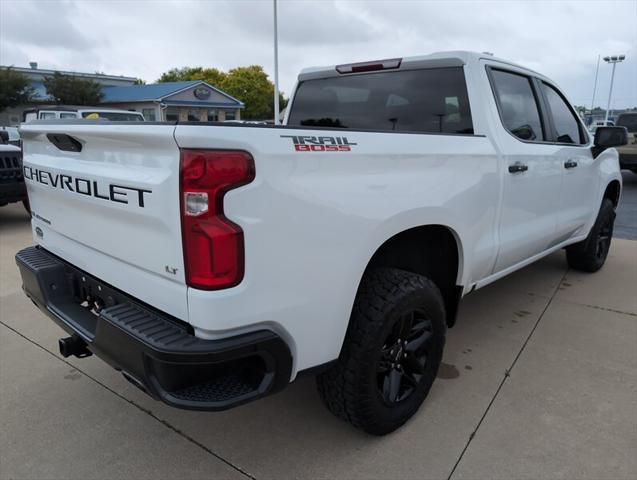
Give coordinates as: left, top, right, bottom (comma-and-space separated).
180, 149, 255, 290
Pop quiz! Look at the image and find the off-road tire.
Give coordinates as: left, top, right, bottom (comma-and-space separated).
316, 267, 446, 435
566, 198, 615, 272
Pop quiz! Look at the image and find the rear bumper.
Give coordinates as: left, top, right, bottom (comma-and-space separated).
15, 246, 292, 411
0, 181, 26, 204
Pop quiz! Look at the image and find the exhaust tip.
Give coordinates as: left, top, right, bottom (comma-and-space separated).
58, 335, 92, 358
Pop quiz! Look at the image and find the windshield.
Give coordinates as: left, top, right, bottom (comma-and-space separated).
3, 128, 20, 141
81, 111, 144, 121
617, 114, 637, 133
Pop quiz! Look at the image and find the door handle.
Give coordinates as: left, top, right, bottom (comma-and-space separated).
508, 162, 528, 174
564, 160, 578, 169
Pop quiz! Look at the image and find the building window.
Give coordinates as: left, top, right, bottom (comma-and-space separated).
225, 111, 236, 121
142, 108, 156, 121
165, 107, 178, 122
187, 109, 200, 122
207, 109, 218, 122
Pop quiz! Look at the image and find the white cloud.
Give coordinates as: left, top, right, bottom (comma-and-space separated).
1, 0, 635, 107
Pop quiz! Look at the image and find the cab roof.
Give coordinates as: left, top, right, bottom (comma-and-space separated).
298, 50, 543, 82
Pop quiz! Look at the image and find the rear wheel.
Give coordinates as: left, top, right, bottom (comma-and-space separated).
566, 199, 615, 272
316, 267, 446, 435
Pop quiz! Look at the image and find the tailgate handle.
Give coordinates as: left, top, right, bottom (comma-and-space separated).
47, 134, 83, 153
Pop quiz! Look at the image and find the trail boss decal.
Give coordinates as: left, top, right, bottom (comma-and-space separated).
23, 166, 152, 208
280, 135, 357, 152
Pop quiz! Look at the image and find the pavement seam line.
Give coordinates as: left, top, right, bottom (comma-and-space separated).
0, 320, 258, 480
568, 301, 636, 318
446, 268, 569, 480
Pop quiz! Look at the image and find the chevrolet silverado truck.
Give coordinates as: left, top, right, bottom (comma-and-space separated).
16, 51, 628, 435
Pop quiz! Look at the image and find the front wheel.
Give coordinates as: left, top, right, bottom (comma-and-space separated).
316, 267, 446, 435
566, 198, 615, 272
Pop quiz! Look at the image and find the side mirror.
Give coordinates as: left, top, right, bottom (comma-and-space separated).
0, 131, 8, 144
592, 126, 628, 158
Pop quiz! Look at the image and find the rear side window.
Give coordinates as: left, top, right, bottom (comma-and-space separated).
541, 83, 585, 144
489, 69, 544, 141
288, 67, 473, 134
617, 114, 637, 133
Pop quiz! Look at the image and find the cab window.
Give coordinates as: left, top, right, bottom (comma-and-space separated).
288, 67, 474, 134
489, 69, 544, 142
541, 83, 585, 144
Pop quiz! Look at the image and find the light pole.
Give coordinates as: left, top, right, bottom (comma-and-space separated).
603, 54, 625, 124
590, 54, 600, 125
273, 0, 280, 125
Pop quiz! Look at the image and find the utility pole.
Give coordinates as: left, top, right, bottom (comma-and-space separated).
273, 0, 280, 125
603, 55, 626, 124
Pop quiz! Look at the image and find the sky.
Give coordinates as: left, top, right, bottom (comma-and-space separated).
1, 0, 636, 109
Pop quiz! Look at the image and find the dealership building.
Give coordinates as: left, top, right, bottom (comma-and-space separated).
1, 64, 244, 125
0, 63, 138, 126
101, 81, 244, 122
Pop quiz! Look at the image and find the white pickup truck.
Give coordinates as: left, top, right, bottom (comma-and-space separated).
16, 51, 628, 435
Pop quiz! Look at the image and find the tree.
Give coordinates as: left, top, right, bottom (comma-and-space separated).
222, 66, 277, 119
0, 68, 33, 112
157, 67, 202, 83
44, 72, 103, 105
157, 64, 287, 120
188, 67, 227, 89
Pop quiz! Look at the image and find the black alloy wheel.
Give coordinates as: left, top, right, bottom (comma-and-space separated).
378, 310, 432, 405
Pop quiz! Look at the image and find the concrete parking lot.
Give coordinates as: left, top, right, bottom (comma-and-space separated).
1, 173, 636, 480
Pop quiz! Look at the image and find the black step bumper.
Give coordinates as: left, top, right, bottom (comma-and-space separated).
15, 246, 292, 411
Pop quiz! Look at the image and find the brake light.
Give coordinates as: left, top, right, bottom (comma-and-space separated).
336, 58, 402, 74
180, 149, 255, 290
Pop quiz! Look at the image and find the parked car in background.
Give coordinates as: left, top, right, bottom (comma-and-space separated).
23, 106, 145, 122
0, 139, 28, 212
615, 112, 637, 173
0, 126, 21, 147
589, 120, 615, 135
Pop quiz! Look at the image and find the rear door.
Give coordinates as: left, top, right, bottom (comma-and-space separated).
487, 67, 563, 272
20, 122, 188, 320
538, 81, 598, 240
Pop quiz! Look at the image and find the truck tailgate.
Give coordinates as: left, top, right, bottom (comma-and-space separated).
19, 122, 188, 320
